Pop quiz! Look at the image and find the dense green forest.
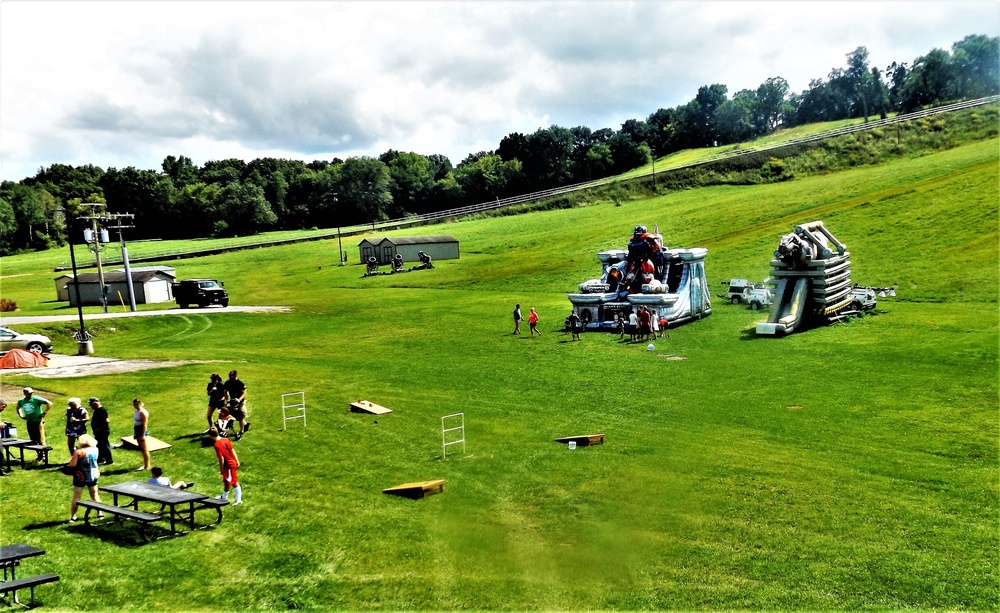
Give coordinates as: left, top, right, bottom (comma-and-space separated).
1, 35, 996, 254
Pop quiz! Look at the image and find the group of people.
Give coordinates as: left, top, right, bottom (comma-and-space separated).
511, 304, 541, 337
512, 303, 667, 343
620, 306, 667, 342
3, 372, 248, 523
205, 370, 250, 441
7, 387, 118, 467
364, 251, 434, 277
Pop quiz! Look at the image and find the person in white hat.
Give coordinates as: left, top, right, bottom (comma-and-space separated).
17, 387, 52, 461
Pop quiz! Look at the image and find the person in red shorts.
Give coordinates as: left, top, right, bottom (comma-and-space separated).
528, 307, 541, 337
209, 428, 243, 505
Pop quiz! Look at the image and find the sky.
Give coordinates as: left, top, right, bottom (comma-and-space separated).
1, 0, 997, 183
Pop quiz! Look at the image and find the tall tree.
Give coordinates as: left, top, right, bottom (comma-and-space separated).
950, 34, 1000, 99
755, 77, 789, 132
0, 195, 16, 255
714, 90, 757, 144
885, 61, 908, 112
200, 158, 247, 185
162, 155, 199, 188
215, 182, 276, 236
99, 167, 176, 239
334, 157, 392, 224
899, 48, 955, 112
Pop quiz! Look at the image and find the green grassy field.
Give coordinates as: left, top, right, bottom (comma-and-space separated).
0, 137, 996, 611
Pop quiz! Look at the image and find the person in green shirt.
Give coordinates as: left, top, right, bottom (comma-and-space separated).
17, 386, 53, 458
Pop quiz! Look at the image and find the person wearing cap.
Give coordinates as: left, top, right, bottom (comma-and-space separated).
64, 397, 89, 460
16, 386, 52, 460
88, 397, 113, 465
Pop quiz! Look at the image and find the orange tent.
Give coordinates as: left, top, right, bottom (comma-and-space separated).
0, 348, 49, 369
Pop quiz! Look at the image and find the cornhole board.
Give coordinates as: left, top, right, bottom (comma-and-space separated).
554, 434, 605, 447
118, 436, 172, 452
350, 400, 392, 415
383, 479, 445, 499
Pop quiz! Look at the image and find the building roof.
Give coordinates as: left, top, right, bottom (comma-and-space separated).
66, 270, 172, 284
358, 235, 458, 246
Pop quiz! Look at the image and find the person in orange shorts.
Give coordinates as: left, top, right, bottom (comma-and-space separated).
209, 428, 242, 505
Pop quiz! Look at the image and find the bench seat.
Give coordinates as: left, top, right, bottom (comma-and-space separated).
21, 444, 53, 466
194, 497, 229, 526
0, 572, 59, 606
77, 500, 161, 541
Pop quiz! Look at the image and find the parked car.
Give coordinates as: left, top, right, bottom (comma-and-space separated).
850, 286, 878, 311
746, 287, 773, 310
172, 279, 229, 308
723, 279, 754, 304
0, 326, 53, 354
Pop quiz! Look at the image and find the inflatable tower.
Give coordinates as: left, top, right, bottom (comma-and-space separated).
756, 221, 852, 336
567, 225, 711, 330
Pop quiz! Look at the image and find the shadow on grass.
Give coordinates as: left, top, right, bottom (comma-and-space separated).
174, 432, 213, 447
22, 520, 66, 531
64, 522, 154, 548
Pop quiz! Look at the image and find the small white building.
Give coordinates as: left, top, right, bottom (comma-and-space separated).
54, 273, 75, 302
64, 267, 176, 306
357, 235, 460, 265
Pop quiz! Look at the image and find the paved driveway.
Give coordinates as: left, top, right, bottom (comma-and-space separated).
0, 305, 289, 380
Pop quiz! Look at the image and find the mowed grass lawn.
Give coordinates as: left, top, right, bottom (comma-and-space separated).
0, 139, 996, 611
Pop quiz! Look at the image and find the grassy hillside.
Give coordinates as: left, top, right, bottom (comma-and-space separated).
0, 136, 996, 610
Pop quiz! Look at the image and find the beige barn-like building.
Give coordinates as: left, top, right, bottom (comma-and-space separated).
357, 236, 459, 265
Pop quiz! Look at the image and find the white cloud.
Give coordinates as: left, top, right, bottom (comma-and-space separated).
1, 0, 996, 182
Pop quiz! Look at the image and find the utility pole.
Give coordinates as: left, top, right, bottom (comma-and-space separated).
64, 208, 93, 355
106, 213, 136, 311
79, 203, 109, 313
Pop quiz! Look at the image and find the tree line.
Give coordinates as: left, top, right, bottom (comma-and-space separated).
1, 35, 995, 254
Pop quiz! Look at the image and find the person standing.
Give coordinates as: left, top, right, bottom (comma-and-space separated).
512, 304, 523, 335
64, 398, 89, 460
567, 311, 582, 341
89, 397, 113, 465
205, 373, 226, 433
68, 435, 102, 523
650, 310, 660, 339
628, 310, 639, 341
16, 387, 52, 461
638, 307, 651, 341
209, 428, 242, 505
616, 313, 626, 340
132, 398, 151, 471
528, 307, 541, 337
224, 370, 249, 440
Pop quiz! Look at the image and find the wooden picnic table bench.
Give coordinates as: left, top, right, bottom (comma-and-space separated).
0, 543, 58, 607
76, 500, 161, 541
192, 497, 229, 526
0, 573, 59, 607
20, 444, 53, 466
99, 481, 224, 536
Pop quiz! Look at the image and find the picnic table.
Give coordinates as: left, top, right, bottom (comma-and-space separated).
0, 544, 59, 606
0, 438, 31, 472
98, 481, 225, 536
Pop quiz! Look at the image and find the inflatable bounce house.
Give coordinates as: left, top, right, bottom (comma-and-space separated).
756, 220, 853, 336
567, 225, 711, 331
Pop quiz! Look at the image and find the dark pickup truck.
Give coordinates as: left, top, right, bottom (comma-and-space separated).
172, 279, 229, 308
